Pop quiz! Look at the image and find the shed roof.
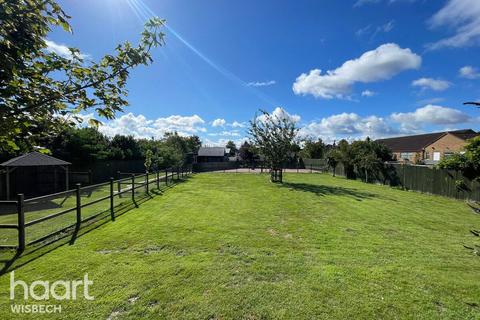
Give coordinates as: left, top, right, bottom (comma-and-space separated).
0, 152, 71, 167
197, 147, 226, 157
376, 129, 478, 152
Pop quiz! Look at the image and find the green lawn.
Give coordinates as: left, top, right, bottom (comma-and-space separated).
0, 173, 479, 319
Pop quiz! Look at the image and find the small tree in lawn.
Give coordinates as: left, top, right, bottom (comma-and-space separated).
249, 109, 298, 183
144, 149, 153, 173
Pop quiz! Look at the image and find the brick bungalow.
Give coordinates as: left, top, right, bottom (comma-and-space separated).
377, 129, 479, 164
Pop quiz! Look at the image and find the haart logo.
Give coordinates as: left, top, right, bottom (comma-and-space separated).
9, 271, 94, 314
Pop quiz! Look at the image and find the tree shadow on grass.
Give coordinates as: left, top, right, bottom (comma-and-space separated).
281, 182, 377, 201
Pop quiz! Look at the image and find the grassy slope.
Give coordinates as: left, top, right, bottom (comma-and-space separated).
0, 173, 479, 319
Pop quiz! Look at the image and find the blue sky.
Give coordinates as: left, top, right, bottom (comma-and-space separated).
49, 0, 480, 145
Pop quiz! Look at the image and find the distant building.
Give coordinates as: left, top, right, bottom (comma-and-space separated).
196, 147, 229, 162
377, 129, 479, 164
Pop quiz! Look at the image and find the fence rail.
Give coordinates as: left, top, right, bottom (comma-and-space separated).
0, 165, 192, 251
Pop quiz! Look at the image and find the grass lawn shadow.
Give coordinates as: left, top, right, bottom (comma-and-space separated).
281, 181, 377, 201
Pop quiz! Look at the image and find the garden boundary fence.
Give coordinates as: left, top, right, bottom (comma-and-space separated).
0, 166, 192, 251
303, 159, 480, 201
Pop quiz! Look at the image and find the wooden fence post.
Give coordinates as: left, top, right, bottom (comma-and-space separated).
117, 171, 121, 198
156, 170, 160, 189
110, 177, 115, 221
131, 174, 135, 204
17, 194, 25, 251
146, 171, 149, 194
165, 169, 168, 186
75, 183, 81, 227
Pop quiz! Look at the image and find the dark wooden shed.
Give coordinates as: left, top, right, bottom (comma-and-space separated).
0, 152, 71, 199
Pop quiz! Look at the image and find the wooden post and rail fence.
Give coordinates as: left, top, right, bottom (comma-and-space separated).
0, 165, 192, 251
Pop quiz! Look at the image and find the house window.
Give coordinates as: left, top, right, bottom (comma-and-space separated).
400, 152, 414, 160
425, 151, 430, 159
444, 152, 454, 159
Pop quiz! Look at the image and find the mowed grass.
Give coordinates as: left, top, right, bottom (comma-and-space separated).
0, 173, 479, 319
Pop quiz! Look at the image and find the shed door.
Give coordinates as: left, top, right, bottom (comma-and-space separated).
433, 152, 441, 161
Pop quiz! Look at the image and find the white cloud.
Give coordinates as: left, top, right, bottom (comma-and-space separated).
98, 113, 206, 138
427, 0, 480, 50
246, 80, 276, 87
293, 43, 421, 99
361, 90, 376, 97
45, 39, 88, 60
390, 105, 471, 130
298, 105, 472, 142
258, 107, 301, 124
459, 65, 480, 79
299, 113, 398, 142
230, 121, 246, 128
411, 78, 451, 91
211, 118, 226, 127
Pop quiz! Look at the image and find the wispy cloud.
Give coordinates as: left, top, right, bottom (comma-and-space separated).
354, 0, 417, 7
459, 65, 480, 79
356, 20, 395, 40
246, 80, 276, 87
426, 0, 480, 50
412, 78, 451, 91
415, 97, 445, 106
361, 90, 376, 97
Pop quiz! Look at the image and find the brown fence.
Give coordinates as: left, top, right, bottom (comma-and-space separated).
0, 166, 192, 251
303, 159, 480, 201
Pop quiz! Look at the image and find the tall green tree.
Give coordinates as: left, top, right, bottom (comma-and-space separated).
49, 127, 112, 162
300, 138, 325, 159
350, 138, 392, 183
225, 140, 237, 156
238, 141, 255, 163
111, 135, 142, 160
249, 109, 298, 183
0, 0, 166, 153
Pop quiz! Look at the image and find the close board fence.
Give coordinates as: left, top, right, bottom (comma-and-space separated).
303, 158, 480, 201
0, 166, 192, 251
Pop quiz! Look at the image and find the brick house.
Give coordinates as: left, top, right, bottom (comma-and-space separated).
377, 129, 479, 164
